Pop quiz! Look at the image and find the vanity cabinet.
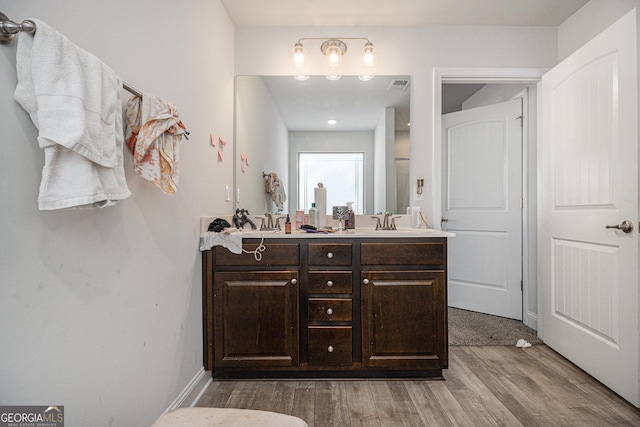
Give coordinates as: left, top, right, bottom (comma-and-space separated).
361, 242, 447, 369
202, 236, 448, 378
213, 271, 299, 368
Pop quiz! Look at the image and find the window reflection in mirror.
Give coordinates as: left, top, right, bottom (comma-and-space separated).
234, 75, 410, 216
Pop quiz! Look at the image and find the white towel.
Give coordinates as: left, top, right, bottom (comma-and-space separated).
14, 18, 131, 210
200, 230, 243, 254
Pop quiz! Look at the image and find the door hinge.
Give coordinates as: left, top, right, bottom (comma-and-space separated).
520, 198, 524, 210
520, 280, 523, 291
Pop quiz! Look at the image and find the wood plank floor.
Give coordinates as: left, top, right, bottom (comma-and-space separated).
196, 345, 640, 426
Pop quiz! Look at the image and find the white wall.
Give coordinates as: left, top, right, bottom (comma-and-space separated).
383, 108, 397, 213
234, 24, 558, 227
235, 76, 289, 214
373, 111, 387, 214
0, 1, 234, 426
558, 0, 640, 61
395, 129, 411, 213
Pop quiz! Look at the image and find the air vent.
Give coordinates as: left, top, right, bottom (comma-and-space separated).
387, 79, 409, 91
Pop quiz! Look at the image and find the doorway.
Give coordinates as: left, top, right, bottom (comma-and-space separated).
433, 68, 545, 329
442, 97, 524, 320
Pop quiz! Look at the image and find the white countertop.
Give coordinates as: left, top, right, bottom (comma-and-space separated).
201, 216, 454, 239
231, 228, 454, 239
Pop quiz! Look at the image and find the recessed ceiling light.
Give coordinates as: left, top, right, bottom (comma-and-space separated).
327, 119, 337, 125
293, 75, 310, 81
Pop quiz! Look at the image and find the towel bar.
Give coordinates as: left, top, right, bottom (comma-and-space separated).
1, 11, 142, 98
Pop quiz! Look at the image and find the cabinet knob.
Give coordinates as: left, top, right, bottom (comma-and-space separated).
326, 280, 333, 287
327, 345, 334, 353
291, 278, 297, 285
363, 278, 370, 285
327, 252, 334, 259
326, 308, 333, 315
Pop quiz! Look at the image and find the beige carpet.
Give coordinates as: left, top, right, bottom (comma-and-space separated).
448, 307, 543, 346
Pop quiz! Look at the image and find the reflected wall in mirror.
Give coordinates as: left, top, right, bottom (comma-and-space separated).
234, 75, 410, 216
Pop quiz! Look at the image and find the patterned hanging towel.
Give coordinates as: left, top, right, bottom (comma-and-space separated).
124, 94, 188, 195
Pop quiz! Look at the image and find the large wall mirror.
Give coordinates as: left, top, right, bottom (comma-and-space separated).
234, 75, 410, 216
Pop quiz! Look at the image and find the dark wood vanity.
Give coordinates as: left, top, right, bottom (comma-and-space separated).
202, 235, 448, 378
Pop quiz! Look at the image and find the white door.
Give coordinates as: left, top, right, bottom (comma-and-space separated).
539, 10, 638, 406
442, 99, 523, 320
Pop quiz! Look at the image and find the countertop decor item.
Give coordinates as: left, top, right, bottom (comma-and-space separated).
332, 205, 348, 232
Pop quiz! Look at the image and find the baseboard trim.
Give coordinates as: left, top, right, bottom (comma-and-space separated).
525, 311, 538, 331
163, 368, 212, 415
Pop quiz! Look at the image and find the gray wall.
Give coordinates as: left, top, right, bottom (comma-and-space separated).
0, 1, 234, 426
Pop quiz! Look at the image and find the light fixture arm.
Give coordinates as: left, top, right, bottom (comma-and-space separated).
295, 37, 372, 45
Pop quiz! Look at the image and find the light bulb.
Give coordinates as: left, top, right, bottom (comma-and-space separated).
292, 42, 305, 68
362, 42, 375, 68
327, 46, 341, 67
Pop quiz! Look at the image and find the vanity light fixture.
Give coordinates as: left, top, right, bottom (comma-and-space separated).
291, 37, 376, 79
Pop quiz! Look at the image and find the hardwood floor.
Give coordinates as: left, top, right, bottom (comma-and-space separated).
196, 345, 640, 426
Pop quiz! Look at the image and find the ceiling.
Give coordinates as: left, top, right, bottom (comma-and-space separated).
259, 75, 411, 131
228, 0, 589, 132
221, 0, 589, 27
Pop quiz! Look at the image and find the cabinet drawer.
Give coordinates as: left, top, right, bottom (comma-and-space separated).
308, 244, 352, 266
361, 242, 444, 266
308, 326, 352, 366
308, 298, 352, 322
308, 271, 352, 294
215, 243, 299, 266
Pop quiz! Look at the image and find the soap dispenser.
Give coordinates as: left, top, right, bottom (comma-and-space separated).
345, 201, 355, 229
308, 203, 319, 227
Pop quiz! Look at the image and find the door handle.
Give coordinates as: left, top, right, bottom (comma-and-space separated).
605, 220, 634, 233
441, 217, 448, 222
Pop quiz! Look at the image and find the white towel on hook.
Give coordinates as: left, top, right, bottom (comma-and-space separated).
13, 18, 131, 210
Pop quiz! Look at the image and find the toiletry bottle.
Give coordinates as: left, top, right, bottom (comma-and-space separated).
308, 203, 319, 227
285, 214, 291, 234
315, 183, 327, 228
295, 210, 303, 229
345, 201, 355, 229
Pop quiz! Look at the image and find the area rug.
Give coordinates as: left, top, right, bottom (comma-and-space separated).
448, 307, 543, 346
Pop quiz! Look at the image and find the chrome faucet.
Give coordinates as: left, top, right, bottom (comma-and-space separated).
257, 213, 286, 231
257, 213, 275, 230
370, 216, 382, 230
382, 212, 392, 230
370, 212, 399, 230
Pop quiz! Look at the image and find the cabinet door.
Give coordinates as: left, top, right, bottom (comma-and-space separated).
361, 271, 446, 368
214, 271, 299, 367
